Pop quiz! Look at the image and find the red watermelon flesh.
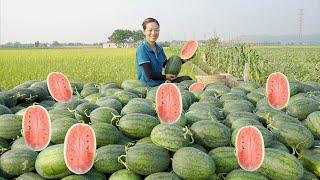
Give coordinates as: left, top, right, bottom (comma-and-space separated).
235, 126, 264, 171
266, 72, 290, 110
64, 123, 96, 174
180, 40, 198, 60
189, 82, 205, 92
47, 72, 73, 102
23, 105, 51, 151
156, 83, 182, 124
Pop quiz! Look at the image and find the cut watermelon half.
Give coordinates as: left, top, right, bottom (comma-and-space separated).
180, 40, 198, 60
156, 83, 182, 124
235, 126, 265, 171
22, 105, 51, 151
64, 123, 96, 174
266, 72, 290, 110
47, 72, 73, 102
188, 82, 205, 92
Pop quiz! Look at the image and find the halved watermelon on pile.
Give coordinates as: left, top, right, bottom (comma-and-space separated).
156, 83, 182, 124
64, 123, 96, 174
188, 82, 205, 92
266, 72, 290, 110
235, 126, 264, 171
47, 72, 73, 102
22, 105, 51, 151
180, 40, 198, 60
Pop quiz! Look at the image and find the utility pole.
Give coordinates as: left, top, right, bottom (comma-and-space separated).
298, 9, 304, 40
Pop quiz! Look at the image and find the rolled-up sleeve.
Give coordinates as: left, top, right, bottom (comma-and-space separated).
136, 46, 150, 65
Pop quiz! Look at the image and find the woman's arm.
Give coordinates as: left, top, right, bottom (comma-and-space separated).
142, 63, 166, 80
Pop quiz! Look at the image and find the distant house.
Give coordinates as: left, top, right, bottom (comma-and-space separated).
102, 41, 117, 48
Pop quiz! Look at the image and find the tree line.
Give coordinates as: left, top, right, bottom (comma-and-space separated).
108, 29, 144, 48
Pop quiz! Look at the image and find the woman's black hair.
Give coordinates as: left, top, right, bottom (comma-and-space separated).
142, 18, 160, 30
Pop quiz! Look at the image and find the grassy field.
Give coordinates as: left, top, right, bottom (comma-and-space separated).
0, 48, 197, 90
255, 46, 320, 82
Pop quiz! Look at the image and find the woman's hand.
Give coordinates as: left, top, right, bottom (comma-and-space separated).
165, 74, 177, 81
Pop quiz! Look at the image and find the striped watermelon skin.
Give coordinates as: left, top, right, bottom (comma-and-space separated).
172, 147, 216, 179
0, 149, 38, 176
258, 148, 304, 180
93, 145, 125, 173
0, 114, 22, 140
126, 144, 171, 175
35, 144, 72, 179
150, 124, 190, 152
165, 56, 182, 76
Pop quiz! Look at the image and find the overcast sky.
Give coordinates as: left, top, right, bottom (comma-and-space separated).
0, 0, 320, 43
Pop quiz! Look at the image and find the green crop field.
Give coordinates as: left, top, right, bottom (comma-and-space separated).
0, 48, 197, 90
255, 45, 320, 82
190, 42, 320, 85
0, 45, 320, 90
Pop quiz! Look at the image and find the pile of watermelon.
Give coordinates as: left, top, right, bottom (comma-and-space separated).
1, 75, 320, 179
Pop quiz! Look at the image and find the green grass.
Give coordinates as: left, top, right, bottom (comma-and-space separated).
0, 48, 197, 90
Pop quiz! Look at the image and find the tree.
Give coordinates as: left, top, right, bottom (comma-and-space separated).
35, 41, 40, 47
131, 30, 144, 43
52, 41, 61, 47
108, 29, 132, 48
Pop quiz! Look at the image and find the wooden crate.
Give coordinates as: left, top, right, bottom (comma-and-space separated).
195, 74, 226, 85
196, 73, 240, 88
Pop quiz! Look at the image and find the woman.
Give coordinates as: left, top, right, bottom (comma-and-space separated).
136, 18, 192, 87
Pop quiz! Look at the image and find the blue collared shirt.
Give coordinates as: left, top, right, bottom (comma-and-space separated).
136, 40, 167, 87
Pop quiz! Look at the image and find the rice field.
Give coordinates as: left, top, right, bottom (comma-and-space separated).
0, 48, 197, 90
1, 45, 319, 90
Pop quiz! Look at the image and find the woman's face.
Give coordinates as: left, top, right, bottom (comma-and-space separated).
143, 22, 160, 44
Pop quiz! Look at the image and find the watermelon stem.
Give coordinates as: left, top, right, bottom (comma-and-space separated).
218, 173, 228, 180
74, 86, 81, 97
67, 108, 76, 113
111, 112, 121, 125
125, 142, 135, 153
182, 126, 194, 144
294, 140, 306, 156
266, 113, 272, 124
0, 147, 8, 155
208, 112, 216, 121
117, 155, 129, 170
84, 109, 90, 118
266, 123, 277, 131
26, 94, 38, 102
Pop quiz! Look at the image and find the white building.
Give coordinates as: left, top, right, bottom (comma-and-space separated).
102, 41, 117, 48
